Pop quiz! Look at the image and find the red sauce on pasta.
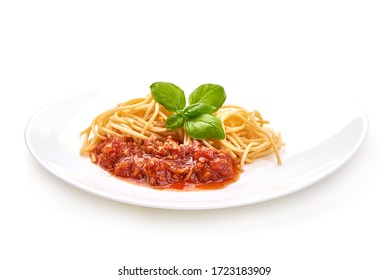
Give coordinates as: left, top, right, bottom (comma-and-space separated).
92, 136, 240, 190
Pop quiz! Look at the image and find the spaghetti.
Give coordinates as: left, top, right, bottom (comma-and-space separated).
80, 94, 283, 170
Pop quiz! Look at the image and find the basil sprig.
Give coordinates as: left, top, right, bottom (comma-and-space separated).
150, 82, 226, 140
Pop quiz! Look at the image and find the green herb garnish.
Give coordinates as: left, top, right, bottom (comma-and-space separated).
150, 82, 226, 140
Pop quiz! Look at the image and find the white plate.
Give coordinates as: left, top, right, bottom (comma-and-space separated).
25, 91, 368, 209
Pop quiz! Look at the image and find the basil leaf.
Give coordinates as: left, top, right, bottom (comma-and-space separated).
150, 82, 186, 112
184, 114, 225, 140
183, 103, 217, 119
166, 114, 185, 130
188, 84, 226, 109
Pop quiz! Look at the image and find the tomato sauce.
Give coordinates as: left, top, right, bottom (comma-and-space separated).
92, 136, 240, 191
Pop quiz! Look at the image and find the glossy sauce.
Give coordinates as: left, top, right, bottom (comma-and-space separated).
92, 136, 240, 191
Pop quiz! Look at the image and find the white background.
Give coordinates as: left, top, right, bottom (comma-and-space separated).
1, 1, 388, 279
